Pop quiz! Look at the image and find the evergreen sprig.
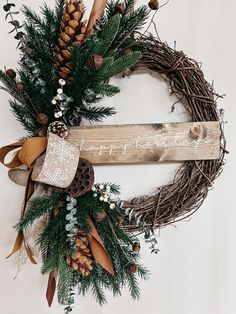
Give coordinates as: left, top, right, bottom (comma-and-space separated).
15, 183, 149, 306
1, 0, 148, 132
15, 193, 61, 230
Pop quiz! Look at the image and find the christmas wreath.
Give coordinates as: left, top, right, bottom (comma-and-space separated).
0, 0, 226, 313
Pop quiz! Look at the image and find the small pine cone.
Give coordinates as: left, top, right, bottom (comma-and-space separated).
56, 0, 87, 79
67, 233, 93, 276
48, 121, 68, 138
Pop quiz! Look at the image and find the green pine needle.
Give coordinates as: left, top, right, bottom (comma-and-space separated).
15, 193, 61, 231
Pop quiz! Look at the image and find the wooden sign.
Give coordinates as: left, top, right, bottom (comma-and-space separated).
67, 122, 221, 164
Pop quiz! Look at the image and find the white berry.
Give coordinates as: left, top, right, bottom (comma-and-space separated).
51, 99, 57, 105
99, 184, 104, 190
109, 203, 116, 209
92, 186, 96, 191
57, 88, 63, 95
99, 196, 104, 201
54, 111, 62, 118
59, 79, 66, 86
55, 95, 62, 101
106, 186, 111, 192
104, 197, 108, 203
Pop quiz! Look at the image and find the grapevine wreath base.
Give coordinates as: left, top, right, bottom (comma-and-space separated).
0, 0, 226, 313
122, 35, 226, 233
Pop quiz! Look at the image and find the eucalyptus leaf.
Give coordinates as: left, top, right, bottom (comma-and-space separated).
14, 31, 24, 40
9, 19, 20, 27
3, 3, 15, 12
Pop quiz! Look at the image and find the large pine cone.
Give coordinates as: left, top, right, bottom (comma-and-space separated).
66, 233, 93, 276
56, 0, 87, 79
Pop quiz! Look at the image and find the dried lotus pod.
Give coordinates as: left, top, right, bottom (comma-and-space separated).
65, 158, 95, 197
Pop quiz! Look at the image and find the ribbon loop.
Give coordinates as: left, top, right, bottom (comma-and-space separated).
32, 133, 80, 188
0, 137, 47, 169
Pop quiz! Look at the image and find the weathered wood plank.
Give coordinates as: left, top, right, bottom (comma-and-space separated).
67, 122, 221, 164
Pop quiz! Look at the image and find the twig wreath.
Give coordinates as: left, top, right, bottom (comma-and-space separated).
0, 0, 226, 313
122, 35, 226, 233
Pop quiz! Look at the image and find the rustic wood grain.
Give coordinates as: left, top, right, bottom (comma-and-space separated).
67, 122, 221, 164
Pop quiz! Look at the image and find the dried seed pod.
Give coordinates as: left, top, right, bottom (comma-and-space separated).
132, 241, 141, 253
6, 69, 16, 79
34, 127, 47, 137
129, 264, 138, 273
96, 210, 107, 222
117, 3, 125, 14
16, 82, 24, 91
65, 158, 95, 197
148, 0, 159, 10
88, 54, 104, 70
36, 113, 49, 125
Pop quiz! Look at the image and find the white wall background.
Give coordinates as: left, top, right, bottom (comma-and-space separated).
0, 1, 236, 313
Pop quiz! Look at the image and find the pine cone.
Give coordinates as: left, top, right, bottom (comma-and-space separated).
66, 233, 93, 276
56, 0, 87, 79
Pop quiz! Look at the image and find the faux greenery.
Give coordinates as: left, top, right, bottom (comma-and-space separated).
0, 0, 149, 133
16, 184, 149, 306
1, 0, 150, 311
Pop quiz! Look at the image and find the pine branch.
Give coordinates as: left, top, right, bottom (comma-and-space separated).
57, 255, 73, 305
91, 276, 107, 305
21, 5, 45, 30
15, 193, 61, 231
10, 99, 37, 133
125, 270, 140, 300
97, 52, 141, 81
91, 83, 120, 97
88, 14, 121, 56
80, 105, 116, 122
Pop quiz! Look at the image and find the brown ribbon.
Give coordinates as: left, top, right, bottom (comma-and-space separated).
46, 270, 57, 307
87, 216, 114, 276
0, 137, 47, 169
0, 137, 47, 263
86, 0, 108, 37
6, 170, 37, 264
